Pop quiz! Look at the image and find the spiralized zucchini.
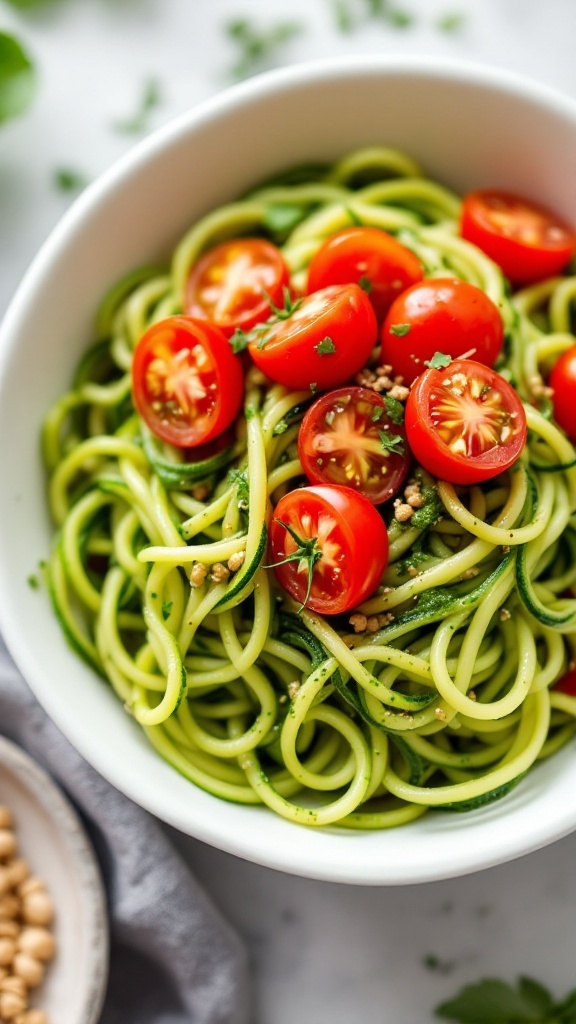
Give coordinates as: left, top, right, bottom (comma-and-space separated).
43, 147, 576, 829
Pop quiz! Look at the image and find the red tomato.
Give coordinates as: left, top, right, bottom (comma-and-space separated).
248, 283, 377, 391
554, 668, 576, 696
184, 238, 290, 336
461, 190, 576, 284
380, 277, 504, 386
269, 485, 388, 614
404, 359, 527, 485
131, 316, 244, 448
306, 227, 423, 322
549, 345, 576, 442
298, 386, 410, 504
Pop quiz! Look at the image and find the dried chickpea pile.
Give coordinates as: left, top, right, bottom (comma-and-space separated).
0, 805, 56, 1024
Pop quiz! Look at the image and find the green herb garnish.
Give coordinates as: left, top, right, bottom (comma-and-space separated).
425, 351, 453, 370
379, 430, 405, 455
161, 601, 173, 621
435, 975, 571, 1023
436, 12, 466, 32
224, 18, 302, 80
358, 275, 373, 293
113, 77, 162, 135
384, 394, 405, 425
0, 31, 35, 126
315, 337, 337, 356
54, 168, 89, 193
389, 322, 411, 337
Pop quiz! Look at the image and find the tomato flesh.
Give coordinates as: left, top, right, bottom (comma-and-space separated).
184, 238, 291, 336
549, 345, 576, 443
405, 359, 527, 485
461, 190, 576, 284
269, 485, 389, 614
554, 668, 576, 696
306, 226, 423, 322
248, 283, 377, 391
131, 316, 244, 448
380, 277, 504, 385
298, 386, 409, 504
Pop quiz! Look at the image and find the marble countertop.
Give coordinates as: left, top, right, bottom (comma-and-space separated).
3, 1, 576, 1020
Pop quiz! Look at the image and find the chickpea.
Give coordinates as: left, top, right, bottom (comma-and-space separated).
21, 892, 53, 928
13, 953, 44, 989
17, 928, 55, 962
0, 937, 16, 966
0, 989, 27, 1020
0, 975, 26, 999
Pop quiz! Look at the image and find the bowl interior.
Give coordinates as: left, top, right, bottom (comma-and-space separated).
1, 57, 576, 884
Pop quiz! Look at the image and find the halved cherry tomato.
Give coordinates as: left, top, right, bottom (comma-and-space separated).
306, 226, 423, 322
298, 386, 409, 504
461, 190, 576, 284
248, 283, 377, 391
380, 277, 504, 385
269, 484, 388, 614
549, 345, 576, 442
131, 315, 244, 448
184, 238, 291, 336
553, 668, 576, 696
404, 359, 527, 485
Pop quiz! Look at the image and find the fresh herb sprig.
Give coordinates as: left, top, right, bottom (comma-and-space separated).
436, 975, 576, 1023
0, 31, 35, 125
224, 18, 302, 81
113, 77, 162, 135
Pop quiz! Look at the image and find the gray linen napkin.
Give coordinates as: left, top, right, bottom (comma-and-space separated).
0, 636, 251, 1024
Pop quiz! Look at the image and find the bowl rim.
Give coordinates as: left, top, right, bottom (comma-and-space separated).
3, 54, 576, 886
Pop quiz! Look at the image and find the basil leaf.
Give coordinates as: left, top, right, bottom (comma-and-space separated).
435, 978, 546, 1023
0, 32, 35, 125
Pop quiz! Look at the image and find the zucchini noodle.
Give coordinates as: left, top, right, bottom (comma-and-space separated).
43, 147, 576, 829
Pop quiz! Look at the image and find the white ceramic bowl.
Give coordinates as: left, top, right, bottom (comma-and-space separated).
0, 737, 108, 1022
2, 56, 576, 885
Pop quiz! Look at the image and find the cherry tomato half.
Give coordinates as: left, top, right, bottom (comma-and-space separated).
248, 283, 377, 391
549, 345, 576, 443
298, 386, 410, 504
184, 238, 291, 336
404, 359, 527, 485
553, 668, 576, 697
131, 315, 244, 448
461, 190, 576, 284
269, 484, 389, 614
380, 277, 504, 386
306, 227, 423, 322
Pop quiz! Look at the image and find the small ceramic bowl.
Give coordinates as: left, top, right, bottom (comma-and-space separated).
1, 56, 576, 884
0, 737, 108, 1021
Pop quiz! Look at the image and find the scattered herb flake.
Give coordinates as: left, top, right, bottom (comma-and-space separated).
379, 430, 405, 455
161, 601, 173, 621
315, 337, 337, 356
384, 394, 405, 425
54, 168, 89, 193
435, 976, 559, 1023
224, 18, 302, 80
436, 12, 466, 33
113, 77, 162, 135
411, 484, 442, 529
390, 322, 411, 337
425, 351, 453, 370
371, 405, 384, 422
230, 328, 251, 355
27, 574, 38, 590
358, 275, 373, 293
0, 31, 36, 126
309, 382, 318, 393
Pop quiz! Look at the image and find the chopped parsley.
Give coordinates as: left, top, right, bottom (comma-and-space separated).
371, 405, 384, 422
435, 975, 574, 1023
425, 351, 452, 370
315, 337, 337, 356
389, 322, 411, 337
227, 468, 250, 512
379, 430, 405, 456
113, 77, 162, 135
436, 12, 466, 33
384, 394, 405, 425
27, 574, 39, 590
54, 168, 89, 193
224, 18, 302, 80
0, 31, 36, 126
411, 483, 442, 529
161, 601, 173, 621
358, 275, 373, 293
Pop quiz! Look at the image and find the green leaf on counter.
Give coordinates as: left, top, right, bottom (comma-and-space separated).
435, 976, 556, 1023
224, 18, 303, 80
0, 31, 35, 125
113, 77, 162, 135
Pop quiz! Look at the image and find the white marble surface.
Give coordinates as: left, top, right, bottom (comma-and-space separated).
3, 1, 576, 1020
